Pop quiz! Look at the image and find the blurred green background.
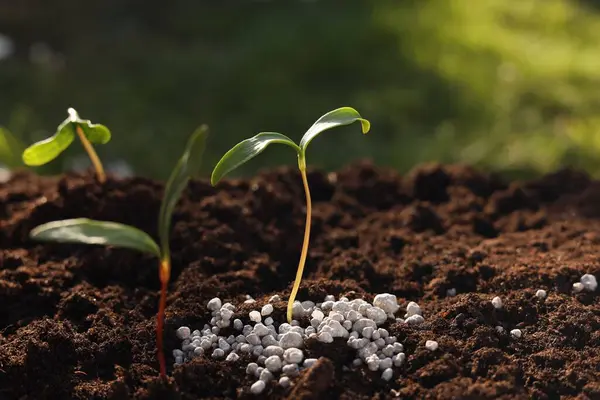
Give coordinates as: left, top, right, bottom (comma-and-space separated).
1, 0, 600, 180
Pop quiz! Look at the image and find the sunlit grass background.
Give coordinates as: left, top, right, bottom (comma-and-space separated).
1, 0, 599, 180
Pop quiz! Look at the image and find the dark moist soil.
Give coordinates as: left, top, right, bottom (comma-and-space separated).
0, 162, 599, 400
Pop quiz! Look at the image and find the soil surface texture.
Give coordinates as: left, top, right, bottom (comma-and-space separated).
0, 162, 599, 400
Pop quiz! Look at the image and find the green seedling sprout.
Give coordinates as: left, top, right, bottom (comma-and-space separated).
22, 108, 111, 183
211, 107, 370, 323
0, 126, 26, 169
29, 126, 208, 378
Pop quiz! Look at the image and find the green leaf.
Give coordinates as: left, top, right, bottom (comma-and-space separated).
158, 125, 208, 260
22, 122, 76, 166
299, 107, 370, 151
21, 108, 111, 166
211, 132, 300, 185
0, 126, 26, 168
30, 218, 161, 257
67, 108, 112, 144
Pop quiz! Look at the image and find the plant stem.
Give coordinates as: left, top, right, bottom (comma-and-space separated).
75, 125, 106, 183
287, 161, 312, 323
157, 259, 170, 379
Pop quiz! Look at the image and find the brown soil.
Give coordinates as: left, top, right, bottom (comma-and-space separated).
0, 162, 599, 400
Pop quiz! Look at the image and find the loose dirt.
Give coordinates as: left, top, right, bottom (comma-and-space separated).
0, 162, 598, 399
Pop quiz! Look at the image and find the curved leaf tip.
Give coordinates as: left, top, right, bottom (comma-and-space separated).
211, 132, 299, 186
158, 125, 208, 260
359, 118, 370, 134
299, 107, 371, 151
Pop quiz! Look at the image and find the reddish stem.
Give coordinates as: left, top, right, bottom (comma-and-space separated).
157, 260, 170, 379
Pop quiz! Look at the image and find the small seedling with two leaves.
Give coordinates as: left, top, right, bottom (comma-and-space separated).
22, 108, 111, 182
29, 126, 208, 378
211, 107, 370, 323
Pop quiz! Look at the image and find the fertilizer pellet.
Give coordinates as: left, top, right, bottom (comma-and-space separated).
212, 348, 225, 358
265, 355, 282, 372
254, 323, 270, 337
283, 348, 304, 364
379, 357, 393, 370
279, 376, 291, 388
393, 353, 406, 367
246, 362, 258, 375
581, 274, 598, 291
279, 331, 304, 349
249, 311, 262, 323
260, 369, 274, 382
303, 358, 318, 368
510, 329, 522, 339
535, 289, 547, 299
207, 298, 222, 311
405, 302, 421, 317
381, 368, 394, 381
261, 304, 274, 316
491, 296, 503, 309
425, 340, 438, 351
282, 363, 299, 377
176, 326, 191, 340
250, 380, 266, 394
405, 315, 424, 325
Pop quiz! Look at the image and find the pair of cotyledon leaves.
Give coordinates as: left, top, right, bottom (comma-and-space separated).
22, 108, 111, 166
210, 107, 370, 184
30, 107, 369, 262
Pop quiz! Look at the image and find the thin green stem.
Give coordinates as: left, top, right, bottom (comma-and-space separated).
287, 157, 312, 323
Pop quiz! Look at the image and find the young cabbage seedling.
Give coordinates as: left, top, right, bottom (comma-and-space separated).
29, 126, 208, 378
22, 108, 111, 183
211, 107, 370, 323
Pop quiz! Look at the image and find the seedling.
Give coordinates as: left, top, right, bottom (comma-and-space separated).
0, 126, 26, 169
29, 126, 208, 378
211, 107, 370, 323
22, 108, 111, 182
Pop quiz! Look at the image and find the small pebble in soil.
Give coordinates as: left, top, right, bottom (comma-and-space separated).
573, 282, 585, 293
580, 274, 597, 291
535, 289, 547, 299
510, 329, 522, 339
491, 296, 503, 309
425, 340, 438, 351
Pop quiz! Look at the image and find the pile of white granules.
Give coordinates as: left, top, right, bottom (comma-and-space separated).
174, 293, 427, 394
